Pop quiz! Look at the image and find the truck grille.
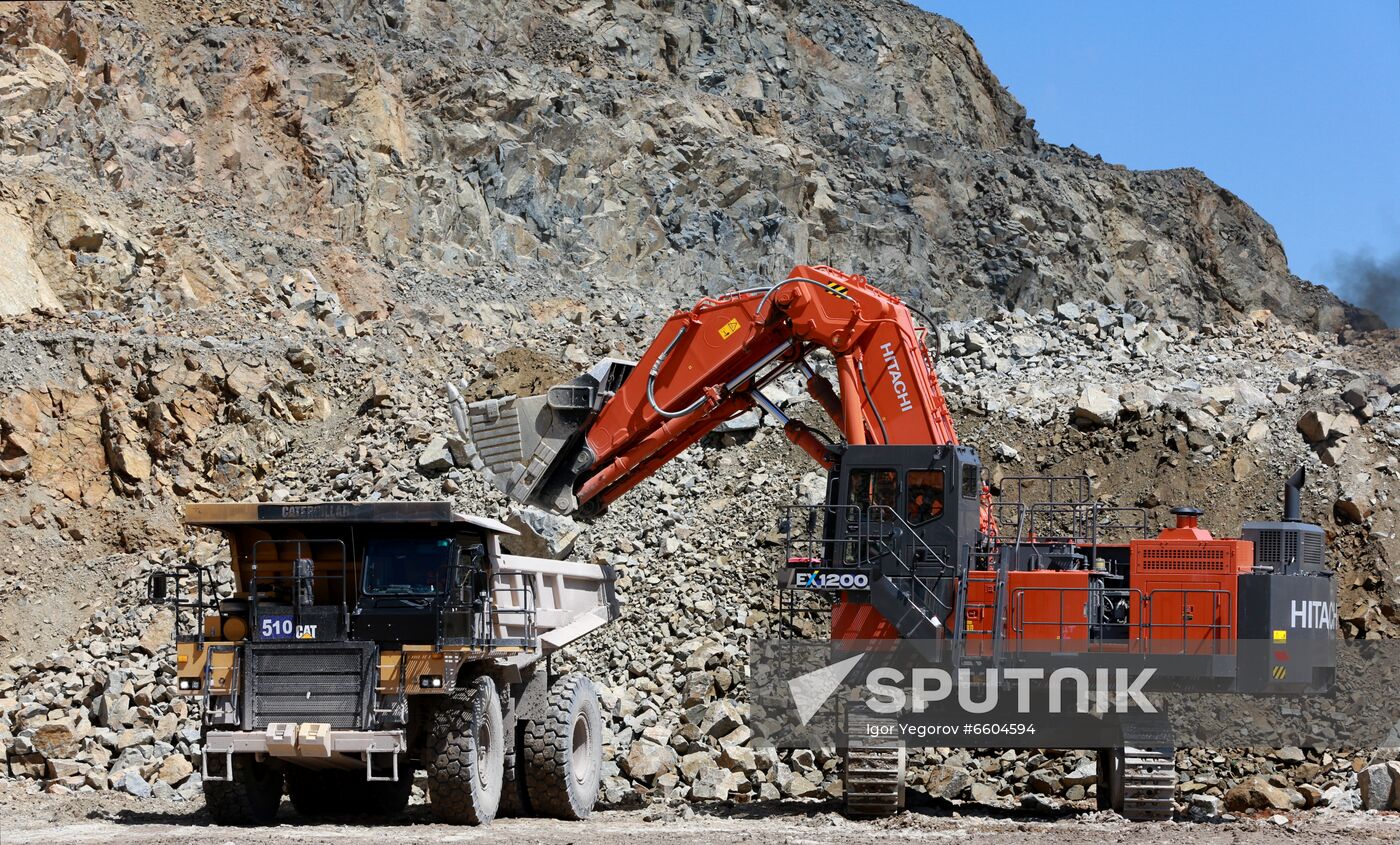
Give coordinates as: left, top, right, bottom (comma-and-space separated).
249, 644, 371, 729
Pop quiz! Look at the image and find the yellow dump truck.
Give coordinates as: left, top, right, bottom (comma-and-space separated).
149, 501, 617, 825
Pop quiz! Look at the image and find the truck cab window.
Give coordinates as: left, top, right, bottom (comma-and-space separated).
906, 469, 945, 523
850, 469, 898, 511
363, 538, 453, 595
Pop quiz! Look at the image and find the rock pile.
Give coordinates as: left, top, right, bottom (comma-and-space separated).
0, 547, 212, 801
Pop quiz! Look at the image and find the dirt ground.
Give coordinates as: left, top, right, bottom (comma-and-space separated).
2, 788, 1398, 845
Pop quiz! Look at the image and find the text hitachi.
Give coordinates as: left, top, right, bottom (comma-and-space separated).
881, 342, 914, 413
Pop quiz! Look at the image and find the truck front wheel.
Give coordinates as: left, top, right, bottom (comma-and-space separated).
427, 676, 504, 825
204, 755, 284, 825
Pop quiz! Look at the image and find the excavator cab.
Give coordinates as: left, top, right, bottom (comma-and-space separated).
828, 444, 982, 581
776, 444, 980, 639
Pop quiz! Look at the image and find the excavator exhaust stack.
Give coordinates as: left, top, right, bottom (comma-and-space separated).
450, 358, 635, 515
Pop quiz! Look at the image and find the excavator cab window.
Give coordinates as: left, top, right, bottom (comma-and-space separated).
849, 469, 898, 511
961, 464, 979, 499
906, 470, 945, 524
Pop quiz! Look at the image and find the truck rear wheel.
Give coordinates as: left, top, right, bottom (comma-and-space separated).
204, 756, 284, 825
523, 673, 602, 820
427, 676, 504, 825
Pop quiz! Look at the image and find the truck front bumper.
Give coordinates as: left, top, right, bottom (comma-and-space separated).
203, 723, 407, 780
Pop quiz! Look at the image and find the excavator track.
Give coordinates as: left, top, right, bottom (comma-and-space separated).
842, 713, 906, 817
1098, 713, 1176, 821
1118, 747, 1176, 821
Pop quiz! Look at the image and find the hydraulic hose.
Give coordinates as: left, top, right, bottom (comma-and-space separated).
754, 276, 855, 319
646, 325, 710, 419
855, 358, 891, 445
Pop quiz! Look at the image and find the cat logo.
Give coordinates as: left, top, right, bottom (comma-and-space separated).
719, 317, 741, 340
1271, 665, 1287, 680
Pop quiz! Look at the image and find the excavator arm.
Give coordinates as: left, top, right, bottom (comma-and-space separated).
453, 265, 965, 518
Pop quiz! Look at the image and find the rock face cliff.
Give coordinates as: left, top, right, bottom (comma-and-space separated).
0, 0, 1396, 812
0, 0, 1369, 329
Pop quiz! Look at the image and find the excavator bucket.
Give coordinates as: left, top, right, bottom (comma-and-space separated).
450, 358, 634, 515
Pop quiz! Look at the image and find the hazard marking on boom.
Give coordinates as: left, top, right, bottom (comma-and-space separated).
719, 317, 741, 340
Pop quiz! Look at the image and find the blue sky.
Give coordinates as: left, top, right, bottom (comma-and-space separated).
918, 1, 1400, 323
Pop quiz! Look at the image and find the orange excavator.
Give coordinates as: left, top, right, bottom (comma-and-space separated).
452, 265, 1335, 820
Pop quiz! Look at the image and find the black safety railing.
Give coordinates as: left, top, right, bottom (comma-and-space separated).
995, 474, 1092, 537
1022, 502, 1150, 568
993, 474, 1150, 555
436, 561, 537, 651
776, 503, 955, 635
867, 504, 957, 625
146, 565, 220, 645
999, 586, 1235, 656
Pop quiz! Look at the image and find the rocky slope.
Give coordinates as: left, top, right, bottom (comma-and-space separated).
0, 0, 1396, 819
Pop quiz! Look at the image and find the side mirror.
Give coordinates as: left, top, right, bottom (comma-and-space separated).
148, 573, 169, 603
777, 517, 792, 535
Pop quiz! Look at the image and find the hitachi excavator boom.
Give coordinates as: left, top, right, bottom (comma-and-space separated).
451, 265, 966, 519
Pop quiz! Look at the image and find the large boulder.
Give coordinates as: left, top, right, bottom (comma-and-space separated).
0, 205, 62, 316
620, 740, 678, 782
30, 722, 79, 759
1072, 385, 1120, 427
1223, 775, 1300, 811
1296, 410, 1333, 444
503, 506, 582, 559
1357, 761, 1400, 810
0, 45, 73, 115
923, 764, 972, 799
